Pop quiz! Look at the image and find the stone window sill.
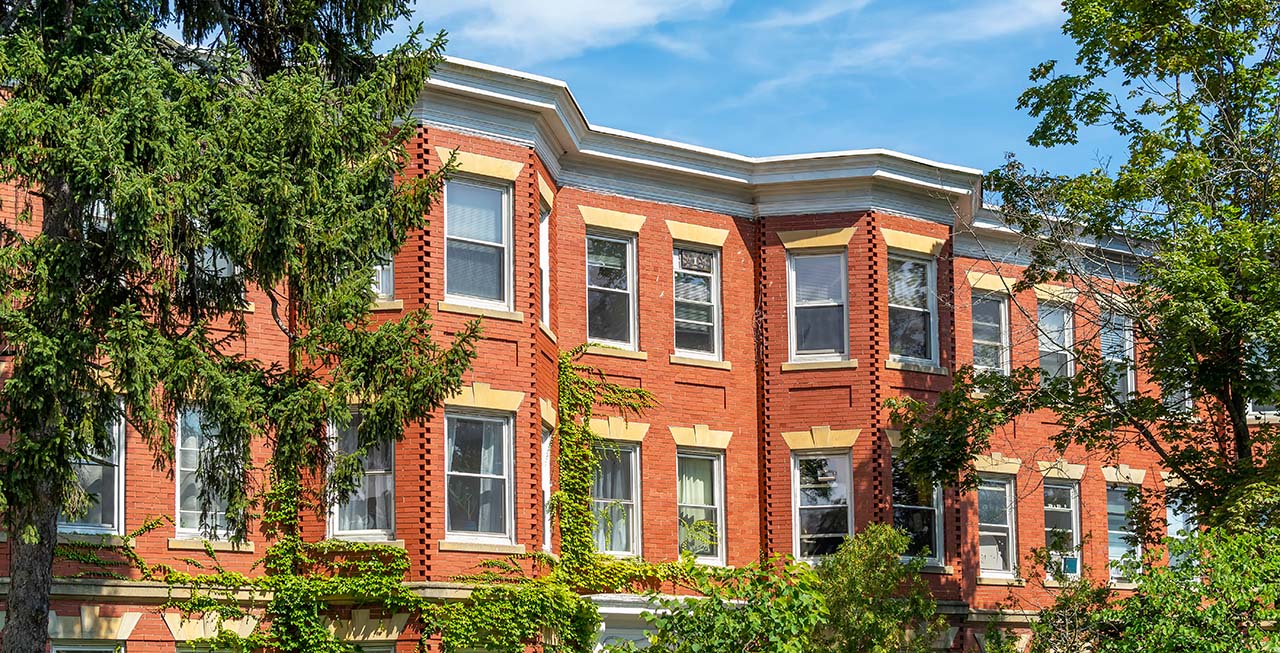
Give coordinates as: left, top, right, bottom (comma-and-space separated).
670, 355, 731, 370
437, 301, 524, 322
919, 564, 956, 575
976, 575, 1024, 586
437, 540, 527, 555
538, 322, 558, 343
372, 299, 404, 311
885, 359, 949, 375
167, 538, 256, 553
780, 359, 858, 372
586, 344, 648, 360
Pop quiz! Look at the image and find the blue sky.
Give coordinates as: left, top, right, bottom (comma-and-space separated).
396, 0, 1127, 176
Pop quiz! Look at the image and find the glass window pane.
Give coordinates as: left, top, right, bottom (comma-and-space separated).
677, 248, 714, 273
979, 531, 1011, 571
674, 272, 711, 303
793, 255, 844, 304
894, 506, 937, 558
800, 506, 849, 538
678, 505, 718, 557
1044, 485, 1073, 510
798, 457, 849, 507
449, 418, 505, 476
978, 481, 1009, 525
592, 448, 634, 501
675, 301, 713, 323
1038, 305, 1069, 350
446, 240, 504, 301
891, 458, 929, 507
888, 257, 930, 308
677, 456, 715, 505
593, 501, 633, 552
588, 289, 631, 343
587, 238, 629, 290
795, 305, 845, 354
447, 476, 507, 534
446, 181, 504, 243
974, 344, 1003, 370
799, 534, 845, 558
889, 307, 930, 360
675, 322, 714, 353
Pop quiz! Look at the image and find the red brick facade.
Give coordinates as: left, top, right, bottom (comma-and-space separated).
0, 59, 1183, 651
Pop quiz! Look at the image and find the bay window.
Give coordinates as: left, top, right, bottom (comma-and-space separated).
445, 178, 511, 308
587, 233, 637, 348
445, 413, 512, 542
794, 453, 852, 558
788, 252, 848, 360
887, 254, 937, 364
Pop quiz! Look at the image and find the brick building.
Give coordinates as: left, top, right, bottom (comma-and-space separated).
0, 57, 1205, 651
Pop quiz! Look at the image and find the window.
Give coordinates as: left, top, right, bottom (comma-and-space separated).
1038, 303, 1073, 382
586, 233, 637, 348
1100, 312, 1135, 401
1107, 485, 1140, 578
1043, 481, 1081, 576
1249, 397, 1278, 415
977, 476, 1016, 574
445, 413, 512, 542
539, 205, 551, 326
971, 294, 1010, 374
592, 444, 640, 556
332, 412, 394, 539
794, 453, 852, 558
196, 246, 245, 302
60, 413, 125, 535
677, 450, 725, 564
371, 256, 394, 300
445, 178, 511, 308
673, 246, 721, 358
541, 427, 553, 552
892, 456, 942, 564
1166, 498, 1196, 571
887, 254, 937, 364
788, 252, 848, 360
176, 408, 229, 539
1162, 383, 1192, 412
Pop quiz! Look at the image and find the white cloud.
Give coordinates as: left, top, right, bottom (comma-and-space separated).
749, 0, 873, 29
419, 0, 729, 65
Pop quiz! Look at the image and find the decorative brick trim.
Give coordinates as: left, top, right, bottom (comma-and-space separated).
666, 219, 729, 247
781, 426, 859, 451
590, 416, 648, 442
434, 146, 524, 181
445, 382, 526, 412
777, 226, 856, 250
880, 228, 945, 255
579, 205, 646, 233
669, 424, 733, 449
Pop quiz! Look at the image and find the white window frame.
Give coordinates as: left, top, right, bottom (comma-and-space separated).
791, 451, 854, 562
51, 645, 123, 653
971, 293, 1010, 374
539, 203, 552, 327
890, 454, 943, 566
786, 250, 849, 362
887, 252, 939, 366
443, 176, 514, 311
977, 474, 1017, 576
676, 449, 726, 566
541, 426, 553, 552
371, 257, 394, 300
59, 411, 126, 536
444, 411, 515, 545
1038, 302, 1075, 380
592, 442, 642, 557
586, 231, 639, 350
1165, 496, 1196, 570
175, 408, 227, 541
672, 244, 722, 360
328, 414, 396, 542
1248, 398, 1278, 415
1042, 480, 1081, 577
1100, 311, 1136, 402
1107, 483, 1141, 579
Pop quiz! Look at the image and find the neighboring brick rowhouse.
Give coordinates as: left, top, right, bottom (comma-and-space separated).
0, 58, 1187, 651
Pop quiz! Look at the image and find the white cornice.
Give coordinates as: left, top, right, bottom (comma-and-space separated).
421, 57, 985, 220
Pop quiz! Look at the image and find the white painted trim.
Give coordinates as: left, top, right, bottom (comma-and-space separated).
443, 411, 516, 545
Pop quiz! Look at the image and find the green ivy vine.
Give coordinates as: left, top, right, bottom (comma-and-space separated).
56, 346, 699, 653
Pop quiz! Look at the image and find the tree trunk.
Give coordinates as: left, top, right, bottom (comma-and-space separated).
3, 472, 59, 653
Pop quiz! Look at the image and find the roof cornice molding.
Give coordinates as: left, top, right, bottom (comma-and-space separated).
423, 58, 985, 216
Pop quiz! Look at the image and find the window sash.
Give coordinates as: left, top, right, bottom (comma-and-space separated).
371, 259, 393, 300
1043, 481, 1080, 575
887, 254, 936, 363
175, 408, 229, 539
788, 252, 848, 360
1100, 312, 1135, 399
673, 246, 721, 358
971, 295, 1010, 373
794, 453, 853, 559
677, 451, 725, 563
1107, 485, 1140, 577
444, 178, 511, 308
586, 233, 637, 348
1038, 304, 1074, 379
541, 427, 552, 552
60, 413, 125, 535
445, 413, 513, 541
977, 476, 1015, 573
